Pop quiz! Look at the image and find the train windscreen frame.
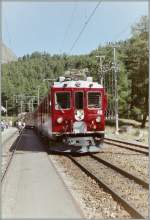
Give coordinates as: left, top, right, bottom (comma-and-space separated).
87, 92, 102, 109
55, 92, 71, 110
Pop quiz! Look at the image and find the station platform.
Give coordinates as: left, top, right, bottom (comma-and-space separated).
2, 127, 18, 144
2, 129, 83, 218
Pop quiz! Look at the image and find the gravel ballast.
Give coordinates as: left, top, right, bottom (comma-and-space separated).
50, 154, 131, 219
49, 138, 148, 219
100, 143, 149, 181
76, 155, 148, 217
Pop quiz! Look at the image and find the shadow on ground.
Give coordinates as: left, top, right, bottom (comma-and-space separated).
9, 128, 140, 157
9, 128, 46, 152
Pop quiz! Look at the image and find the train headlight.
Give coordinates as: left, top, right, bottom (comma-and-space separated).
93, 125, 97, 130
57, 117, 63, 124
96, 116, 101, 123
65, 120, 68, 124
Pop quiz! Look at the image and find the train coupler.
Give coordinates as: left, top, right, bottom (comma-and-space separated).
63, 136, 103, 153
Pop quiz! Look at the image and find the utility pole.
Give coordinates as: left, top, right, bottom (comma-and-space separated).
21, 100, 23, 114
28, 101, 30, 112
31, 99, 34, 112
113, 47, 119, 135
96, 55, 105, 85
37, 87, 40, 106
6, 100, 8, 119
14, 94, 37, 114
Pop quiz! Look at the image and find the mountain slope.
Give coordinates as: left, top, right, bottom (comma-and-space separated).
1, 42, 17, 63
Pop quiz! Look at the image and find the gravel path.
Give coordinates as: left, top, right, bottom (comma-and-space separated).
50, 154, 131, 219
100, 144, 149, 182
76, 156, 148, 218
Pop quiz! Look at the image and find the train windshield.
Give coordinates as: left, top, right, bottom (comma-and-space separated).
88, 92, 101, 109
55, 92, 70, 109
75, 92, 83, 109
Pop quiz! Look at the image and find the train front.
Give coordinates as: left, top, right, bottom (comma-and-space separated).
51, 77, 107, 153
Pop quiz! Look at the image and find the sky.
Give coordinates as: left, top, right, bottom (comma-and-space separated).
2, 1, 148, 57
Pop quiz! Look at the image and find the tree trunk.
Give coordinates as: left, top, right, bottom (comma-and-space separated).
141, 112, 148, 128
141, 86, 148, 128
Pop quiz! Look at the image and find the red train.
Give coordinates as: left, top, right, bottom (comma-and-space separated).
29, 75, 107, 153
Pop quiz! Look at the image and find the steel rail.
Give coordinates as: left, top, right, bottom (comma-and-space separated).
104, 140, 149, 156
1, 129, 24, 182
68, 155, 145, 219
105, 137, 148, 150
90, 155, 149, 189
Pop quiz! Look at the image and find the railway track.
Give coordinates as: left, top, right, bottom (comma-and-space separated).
91, 154, 149, 189
1, 129, 23, 182
67, 155, 148, 219
105, 137, 148, 149
104, 138, 149, 155
5, 129, 146, 218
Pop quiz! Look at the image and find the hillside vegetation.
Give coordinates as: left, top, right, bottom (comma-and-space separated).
2, 16, 148, 127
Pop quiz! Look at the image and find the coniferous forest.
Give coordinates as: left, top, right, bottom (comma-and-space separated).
2, 16, 148, 127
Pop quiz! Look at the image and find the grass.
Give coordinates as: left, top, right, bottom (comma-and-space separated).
106, 118, 149, 128
105, 118, 148, 145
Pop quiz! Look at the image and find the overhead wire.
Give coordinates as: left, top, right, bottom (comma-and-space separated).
111, 15, 142, 43
68, 0, 102, 54
59, 1, 78, 54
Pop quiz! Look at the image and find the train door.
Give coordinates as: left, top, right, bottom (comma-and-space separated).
75, 92, 84, 109
73, 91, 87, 133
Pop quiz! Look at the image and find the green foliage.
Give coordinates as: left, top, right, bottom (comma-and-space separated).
1, 16, 148, 127
122, 15, 148, 126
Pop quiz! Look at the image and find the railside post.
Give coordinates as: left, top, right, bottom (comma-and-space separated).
37, 87, 40, 106
113, 47, 119, 134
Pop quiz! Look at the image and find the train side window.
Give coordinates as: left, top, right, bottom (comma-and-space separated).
75, 92, 83, 109
55, 92, 70, 110
88, 92, 101, 109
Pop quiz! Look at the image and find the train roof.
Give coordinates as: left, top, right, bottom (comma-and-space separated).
52, 77, 103, 89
